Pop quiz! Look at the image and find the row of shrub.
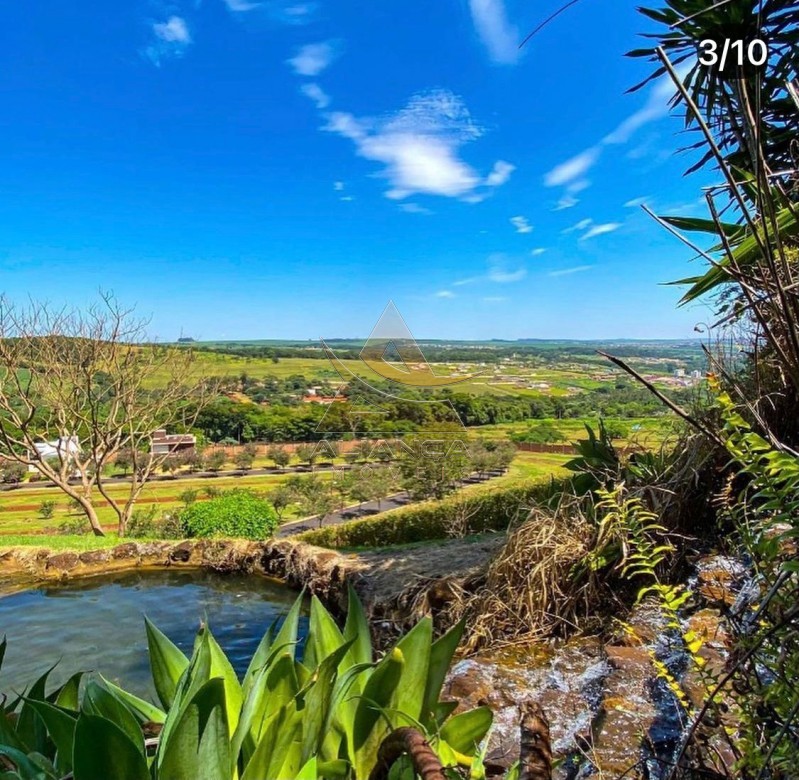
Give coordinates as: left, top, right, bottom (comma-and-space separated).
298, 477, 565, 548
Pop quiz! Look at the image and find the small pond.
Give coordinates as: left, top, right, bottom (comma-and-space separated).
0, 569, 308, 699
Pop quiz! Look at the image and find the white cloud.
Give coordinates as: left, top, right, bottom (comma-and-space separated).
548, 265, 594, 277
486, 160, 515, 187
581, 222, 621, 240
510, 215, 533, 234
145, 16, 192, 65
399, 203, 433, 215
324, 90, 508, 201
544, 147, 601, 187
300, 82, 330, 109
554, 194, 579, 211
563, 218, 593, 234
603, 73, 680, 145
288, 41, 338, 76
468, 0, 519, 65
222, 0, 260, 11
435, 290, 455, 299
333, 181, 345, 191
340, 195, 354, 202
624, 195, 651, 208
530, 248, 547, 256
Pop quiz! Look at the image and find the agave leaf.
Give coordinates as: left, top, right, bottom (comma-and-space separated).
158, 678, 231, 780
206, 626, 243, 736
0, 637, 6, 672
242, 619, 276, 697
439, 706, 493, 758
233, 652, 298, 768
98, 676, 166, 725
300, 641, 353, 764
422, 618, 464, 727
0, 745, 58, 780
272, 592, 305, 663
342, 585, 372, 668
318, 758, 350, 778
15, 665, 56, 756
241, 703, 302, 780
0, 709, 27, 753
296, 757, 317, 780
23, 700, 76, 775
52, 672, 85, 712
155, 626, 213, 771
72, 714, 149, 780
144, 617, 190, 712
82, 681, 145, 756
304, 596, 346, 671
393, 617, 432, 724
350, 647, 404, 780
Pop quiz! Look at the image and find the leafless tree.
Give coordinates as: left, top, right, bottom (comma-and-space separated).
0, 294, 214, 536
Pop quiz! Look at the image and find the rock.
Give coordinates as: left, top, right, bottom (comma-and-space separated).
79, 549, 111, 565
111, 542, 140, 560
169, 541, 194, 563
695, 555, 746, 607
45, 552, 80, 571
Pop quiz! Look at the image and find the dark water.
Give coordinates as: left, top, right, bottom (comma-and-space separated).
0, 570, 308, 700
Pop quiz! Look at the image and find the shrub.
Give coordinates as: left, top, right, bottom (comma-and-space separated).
178, 488, 199, 506
38, 499, 57, 519
300, 478, 564, 548
126, 504, 160, 538
181, 489, 279, 540
0, 461, 26, 484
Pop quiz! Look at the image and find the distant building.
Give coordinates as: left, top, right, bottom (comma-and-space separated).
28, 437, 82, 476
674, 369, 686, 378
151, 429, 196, 456
691, 370, 703, 380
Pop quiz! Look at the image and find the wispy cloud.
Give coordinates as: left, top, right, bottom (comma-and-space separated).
581, 222, 621, 240
333, 181, 344, 191
548, 265, 594, 277
486, 160, 515, 187
435, 290, 455, 299
468, 0, 519, 65
144, 16, 192, 65
554, 194, 578, 211
510, 215, 533, 234
323, 89, 512, 202
530, 248, 547, 256
563, 218, 593, 234
603, 74, 680, 145
544, 147, 600, 188
400, 203, 433, 215
300, 83, 330, 109
288, 41, 339, 76
624, 195, 651, 208
222, 0, 261, 11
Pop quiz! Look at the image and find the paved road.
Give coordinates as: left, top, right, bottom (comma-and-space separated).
276, 470, 506, 538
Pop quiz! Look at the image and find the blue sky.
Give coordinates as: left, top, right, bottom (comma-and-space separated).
0, 1, 716, 341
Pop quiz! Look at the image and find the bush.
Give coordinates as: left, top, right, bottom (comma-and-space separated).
181, 489, 279, 540
300, 478, 565, 548
38, 499, 57, 519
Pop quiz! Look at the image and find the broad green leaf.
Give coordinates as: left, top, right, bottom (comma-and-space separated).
440, 706, 493, 756
159, 678, 232, 780
343, 585, 372, 668
98, 677, 166, 725
53, 672, 85, 712
393, 617, 432, 724
15, 666, 55, 756
241, 703, 302, 780
422, 618, 464, 726
144, 617, 189, 711
73, 714, 149, 780
242, 619, 276, 697
24, 700, 76, 775
207, 626, 243, 735
0, 745, 58, 780
304, 596, 346, 671
82, 681, 145, 756
272, 592, 305, 662
300, 642, 353, 763
0, 710, 27, 753
296, 757, 317, 780
351, 647, 404, 780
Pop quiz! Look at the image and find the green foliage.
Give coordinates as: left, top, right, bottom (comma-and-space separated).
181, 490, 278, 540
0, 590, 492, 779
37, 500, 57, 520
300, 480, 562, 549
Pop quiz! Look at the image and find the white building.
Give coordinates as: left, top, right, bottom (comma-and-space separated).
29, 437, 82, 476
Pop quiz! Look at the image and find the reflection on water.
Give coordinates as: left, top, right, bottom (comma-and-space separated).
0, 569, 308, 699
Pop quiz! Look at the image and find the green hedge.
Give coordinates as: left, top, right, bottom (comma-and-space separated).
182, 490, 279, 540
299, 478, 564, 549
